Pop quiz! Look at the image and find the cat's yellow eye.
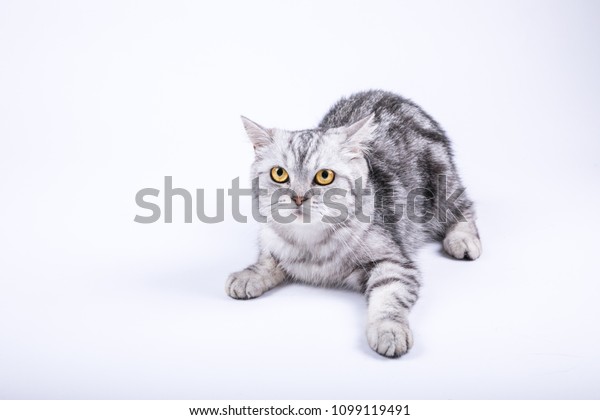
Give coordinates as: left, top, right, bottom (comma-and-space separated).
270, 166, 289, 183
314, 169, 335, 186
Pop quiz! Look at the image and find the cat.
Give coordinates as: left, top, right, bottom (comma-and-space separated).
226, 90, 481, 358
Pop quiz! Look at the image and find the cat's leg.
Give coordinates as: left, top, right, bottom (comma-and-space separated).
365, 260, 420, 358
439, 189, 482, 260
443, 219, 482, 260
226, 252, 285, 299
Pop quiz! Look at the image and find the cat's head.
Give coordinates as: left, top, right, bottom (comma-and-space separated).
242, 115, 375, 243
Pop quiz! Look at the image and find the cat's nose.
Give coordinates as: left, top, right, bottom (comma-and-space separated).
292, 195, 307, 206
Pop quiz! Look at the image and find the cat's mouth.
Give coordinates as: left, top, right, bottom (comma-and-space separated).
292, 207, 305, 219
291, 206, 317, 223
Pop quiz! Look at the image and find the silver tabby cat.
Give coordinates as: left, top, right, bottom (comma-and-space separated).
226, 90, 481, 358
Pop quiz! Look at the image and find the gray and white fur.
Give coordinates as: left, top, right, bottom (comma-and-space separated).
226, 90, 481, 358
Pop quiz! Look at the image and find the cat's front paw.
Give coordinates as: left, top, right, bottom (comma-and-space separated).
367, 320, 413, 358
443, 231, 482, 260
225, 268, 268, 300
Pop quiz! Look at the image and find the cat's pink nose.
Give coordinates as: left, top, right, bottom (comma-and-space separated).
293, 195, 306, 206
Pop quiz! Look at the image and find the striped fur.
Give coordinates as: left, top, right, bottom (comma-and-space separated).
227, 90, 481, 358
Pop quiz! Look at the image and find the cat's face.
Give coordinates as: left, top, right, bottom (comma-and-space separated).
243, 115, 374, 243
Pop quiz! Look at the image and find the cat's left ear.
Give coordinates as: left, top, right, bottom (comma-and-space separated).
241, 116, 273, 151
344, 113, 375, 152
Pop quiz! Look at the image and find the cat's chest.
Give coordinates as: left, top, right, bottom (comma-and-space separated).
281, 256, 351, 286
268, 237, 359, 287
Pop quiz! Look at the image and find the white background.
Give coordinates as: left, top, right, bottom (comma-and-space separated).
1, 0, 599, 399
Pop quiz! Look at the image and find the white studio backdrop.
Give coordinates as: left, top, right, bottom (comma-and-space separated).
0, 0, 599, 399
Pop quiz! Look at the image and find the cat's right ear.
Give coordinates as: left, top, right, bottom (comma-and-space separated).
241, 116, 273, 151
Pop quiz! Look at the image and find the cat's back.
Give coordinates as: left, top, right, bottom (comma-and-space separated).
318, 90, 446, 143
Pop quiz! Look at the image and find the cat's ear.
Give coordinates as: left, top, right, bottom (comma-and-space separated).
343, 113, 375, 151
241, 116, 273, 150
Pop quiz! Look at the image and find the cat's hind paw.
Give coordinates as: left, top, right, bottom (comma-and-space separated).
443, 231, 482, 260
225, 268, 269, 300
367, 320, 413, 358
